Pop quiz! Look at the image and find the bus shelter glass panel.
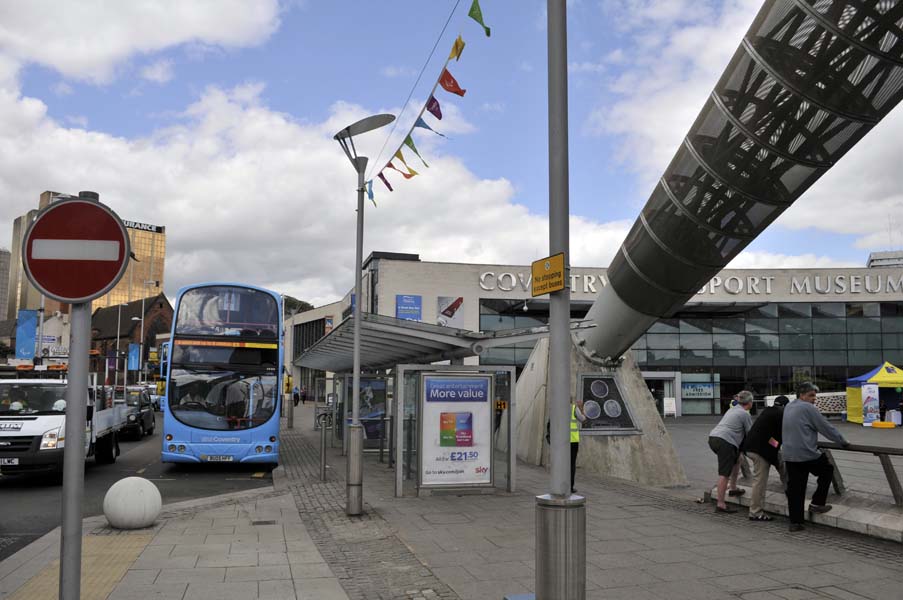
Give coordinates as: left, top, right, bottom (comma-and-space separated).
341, 374, 392, 452
400, 370, 420, 496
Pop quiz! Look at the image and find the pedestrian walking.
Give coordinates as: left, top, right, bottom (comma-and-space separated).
292, 385, 300, 407
300, 385, 308, 405
742, 395, 790, 521
570, 398, 585, 494
708, 390, 754, 513
782, 382, 849, 532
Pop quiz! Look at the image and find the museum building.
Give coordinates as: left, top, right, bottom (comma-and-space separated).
289, 251, 903, 416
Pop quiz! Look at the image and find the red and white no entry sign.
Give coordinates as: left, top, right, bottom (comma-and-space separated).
22, 198, 130, 303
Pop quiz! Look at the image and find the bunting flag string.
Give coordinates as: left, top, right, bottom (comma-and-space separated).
404, 135, 429, 167
449, 35, 465, 61
414, 117, 445, 137
393, 149, 420, 174
439, 68, 466, 97
367, 0, 490, 204
426, 95, 443, 120
387, 160, 418, 179
468, 0, 490, 37
377, 172, 393, 191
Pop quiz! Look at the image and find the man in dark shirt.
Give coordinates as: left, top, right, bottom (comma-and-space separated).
742, 395, 789, 521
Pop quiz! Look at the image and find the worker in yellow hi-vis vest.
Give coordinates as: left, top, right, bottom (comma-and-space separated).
570, 398, 586, 493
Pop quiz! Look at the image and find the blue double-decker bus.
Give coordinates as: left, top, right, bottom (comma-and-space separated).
161, 283, 283, 465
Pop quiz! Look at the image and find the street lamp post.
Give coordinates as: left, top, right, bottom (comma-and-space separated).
113, 302, 128, 393
135, 280, 157, 386
333, 113, 395, 516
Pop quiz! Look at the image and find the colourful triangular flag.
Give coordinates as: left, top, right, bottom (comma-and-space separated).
366, 180, 376, 206
449, 35, 465, 61
377, 172, 393, 191
404, 136, 429, 168
394, 149, 415, 172
388, 160, 418, 180
468, 0, 490, 37
426, 95, 442, 120
439, 68, 466, 97
414, 117, 446, 137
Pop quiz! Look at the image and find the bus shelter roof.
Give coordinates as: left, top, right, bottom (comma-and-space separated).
293, 313, 584, 373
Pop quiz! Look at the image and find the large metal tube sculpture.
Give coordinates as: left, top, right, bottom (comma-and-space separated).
580, 0, 903, 360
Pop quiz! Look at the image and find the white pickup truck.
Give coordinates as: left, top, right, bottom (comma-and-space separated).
0, 379, 128, 477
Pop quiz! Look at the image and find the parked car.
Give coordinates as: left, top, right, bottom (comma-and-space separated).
121, 386, 155, 439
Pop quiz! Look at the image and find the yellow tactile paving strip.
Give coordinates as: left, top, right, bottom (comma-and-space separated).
9, 534, 153, 600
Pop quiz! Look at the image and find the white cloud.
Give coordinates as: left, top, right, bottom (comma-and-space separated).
65, 115, 88, 128
480, 102, 505, 113
141, 59, 174, 84
380, 65, 416, 78
518, 61, 534, 73
0, 1, 280, 83
568, 60, 605, 74
0, 80, 628, 306
51, 81, 73, 96
585, 0, 903, 255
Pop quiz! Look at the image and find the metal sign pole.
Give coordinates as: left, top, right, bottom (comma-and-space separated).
535, 1, 585, 599
59, 301, 91, 600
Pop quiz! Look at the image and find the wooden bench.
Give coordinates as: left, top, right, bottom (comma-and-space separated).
818, 441, 903, 508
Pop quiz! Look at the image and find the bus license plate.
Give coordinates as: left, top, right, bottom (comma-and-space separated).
0, 458, 19, 466
204, 455, 233, 462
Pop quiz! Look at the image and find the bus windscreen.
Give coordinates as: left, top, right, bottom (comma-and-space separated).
175, 286, 278, 338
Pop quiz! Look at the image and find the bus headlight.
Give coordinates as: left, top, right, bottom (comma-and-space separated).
255, 446, 263, 454
178, 445, 186, 453
40, 427, 63, 450
269, 436, 276, 443
168, 444, 176, 452
264, 445, 272, 453
165, 434, 173, 441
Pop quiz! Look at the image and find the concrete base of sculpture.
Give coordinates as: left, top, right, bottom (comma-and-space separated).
103, 477, 162, 529
515, 337, 688, 488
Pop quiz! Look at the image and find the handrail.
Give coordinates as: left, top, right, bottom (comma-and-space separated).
818, 441, 903, 456
817, 441, 903, 507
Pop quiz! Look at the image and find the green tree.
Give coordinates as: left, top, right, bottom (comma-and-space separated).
284, 295, 314, 318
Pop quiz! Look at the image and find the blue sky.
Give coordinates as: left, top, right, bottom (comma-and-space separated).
2, 0, 900, 304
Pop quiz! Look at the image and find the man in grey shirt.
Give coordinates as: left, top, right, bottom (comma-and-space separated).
708, 390, 754, 513
783, 382, 849, 532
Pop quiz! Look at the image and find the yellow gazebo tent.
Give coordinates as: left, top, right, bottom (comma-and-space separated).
846, 361, 903, 423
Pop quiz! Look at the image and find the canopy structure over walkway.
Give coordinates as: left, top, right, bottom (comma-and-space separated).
581, 0, 903, 360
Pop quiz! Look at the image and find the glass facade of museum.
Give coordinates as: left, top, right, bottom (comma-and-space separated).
479, 298, 903, 415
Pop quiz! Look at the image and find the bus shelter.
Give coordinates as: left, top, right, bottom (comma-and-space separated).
295, 313, 544, 497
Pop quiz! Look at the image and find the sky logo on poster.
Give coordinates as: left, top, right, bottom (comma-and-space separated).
425, 378, 489, 402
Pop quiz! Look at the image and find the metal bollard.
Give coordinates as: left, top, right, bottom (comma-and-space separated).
320, 416, 328, 481
536, 493, 586, 599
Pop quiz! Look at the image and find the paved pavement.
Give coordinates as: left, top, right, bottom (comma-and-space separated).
0, 411, 272, 562
2, 403, 902, 599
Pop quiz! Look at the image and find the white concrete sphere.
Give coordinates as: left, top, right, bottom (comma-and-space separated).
103, 477, 162, 529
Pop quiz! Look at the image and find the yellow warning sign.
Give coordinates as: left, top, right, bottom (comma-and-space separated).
531, 253, 566, 297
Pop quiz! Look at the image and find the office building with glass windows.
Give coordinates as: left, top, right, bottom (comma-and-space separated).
5, 191, 166, 315
287, 251, 903, 416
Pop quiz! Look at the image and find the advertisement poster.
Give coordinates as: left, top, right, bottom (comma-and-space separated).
420, 374, 492, 487
127, 343, 140, 371
436, 296, 465, 328
15, 309, 38, 360
345, 376, 388, 443
395, 295, 423, 321
862, 383, 880, 424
